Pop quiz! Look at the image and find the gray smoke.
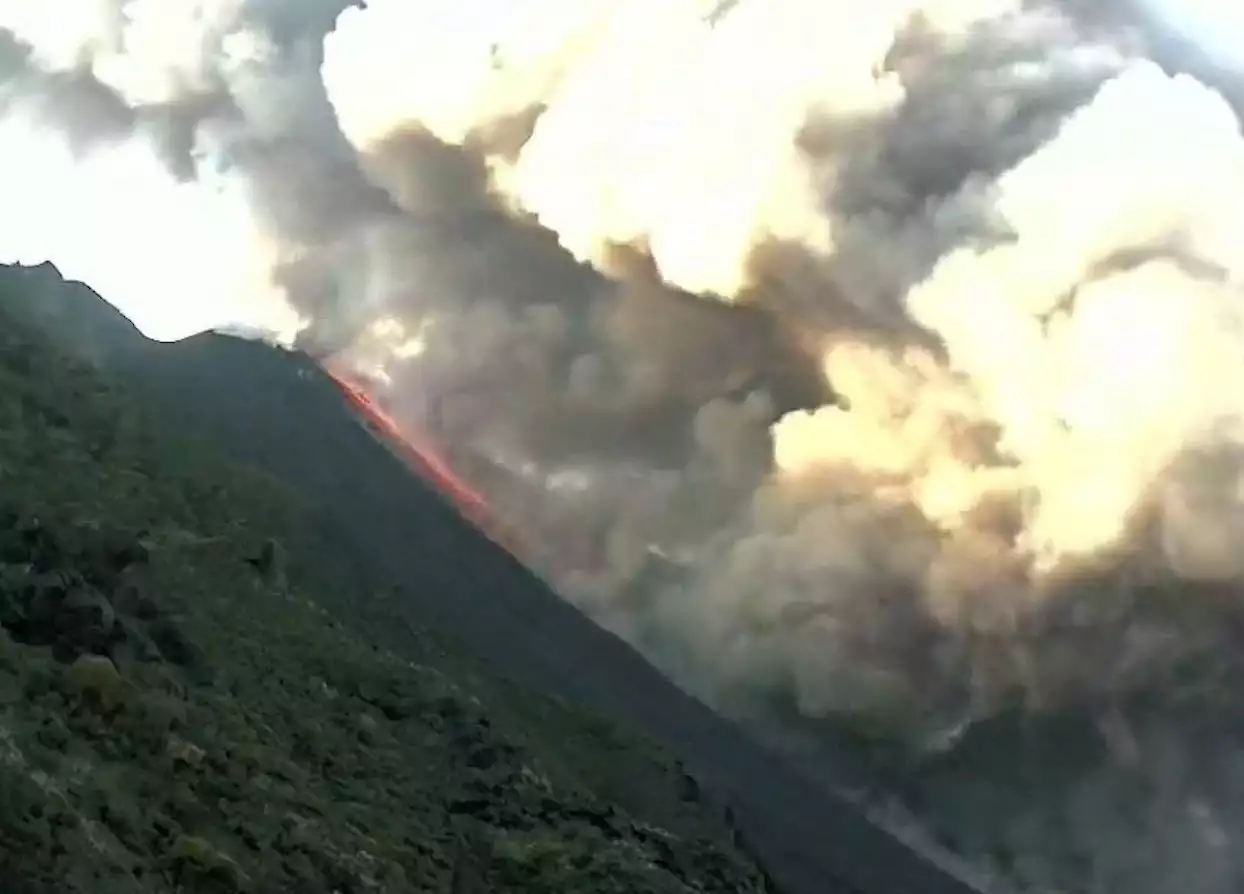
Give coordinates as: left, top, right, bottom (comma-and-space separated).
5, 1, 1244, 890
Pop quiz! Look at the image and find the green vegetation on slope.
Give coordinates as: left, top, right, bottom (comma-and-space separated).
0, 283, 773, 893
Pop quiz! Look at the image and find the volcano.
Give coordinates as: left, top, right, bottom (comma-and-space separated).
0, 261, 984, 894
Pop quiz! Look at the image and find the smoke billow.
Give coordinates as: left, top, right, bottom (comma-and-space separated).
6, 0, 1244, 889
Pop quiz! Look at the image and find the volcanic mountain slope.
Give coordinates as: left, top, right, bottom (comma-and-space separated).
0, 262, 984, 894
0, 265, 775, 894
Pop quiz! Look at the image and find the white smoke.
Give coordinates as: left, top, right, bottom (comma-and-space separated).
322, 0, 1244, 700
0, 104, 299, 341
0, 0, 320, 341
6, 0, 1244, 890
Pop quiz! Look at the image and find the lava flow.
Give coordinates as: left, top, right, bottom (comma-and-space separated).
323, 365, 522, 556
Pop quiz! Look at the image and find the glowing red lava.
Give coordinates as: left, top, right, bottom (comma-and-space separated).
323, 365, 520, 555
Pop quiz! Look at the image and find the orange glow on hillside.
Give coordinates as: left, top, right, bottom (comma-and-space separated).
323, 365, 523, 555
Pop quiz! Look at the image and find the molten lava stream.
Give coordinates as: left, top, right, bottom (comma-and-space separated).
322, 366, 522, 555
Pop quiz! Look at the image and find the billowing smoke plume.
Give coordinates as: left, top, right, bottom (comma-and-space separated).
6, 0, 1244, 889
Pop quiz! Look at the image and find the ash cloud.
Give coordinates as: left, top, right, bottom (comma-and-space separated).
6, 1, 1244, 890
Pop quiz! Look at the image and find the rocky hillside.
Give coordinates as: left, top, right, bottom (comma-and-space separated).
0, 269, 778, 893
0, 263, 985, 894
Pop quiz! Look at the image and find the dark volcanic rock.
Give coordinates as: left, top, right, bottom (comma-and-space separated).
0, 505, 209, 688
0, 261, 983, 894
